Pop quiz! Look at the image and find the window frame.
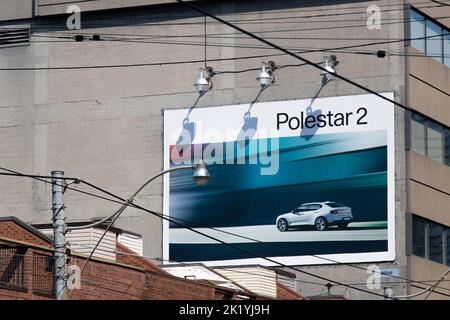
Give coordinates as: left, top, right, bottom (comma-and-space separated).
428, 221, 445, 264
409, 7, 449, 67
411, 215, 449, 266
410, 115, 447, 165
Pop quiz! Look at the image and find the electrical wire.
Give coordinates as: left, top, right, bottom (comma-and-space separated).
0, 172, 80, 181
67, 241, 327, 288
176, 0, 449, 129
5, 168, 385, 300
71, 240, 450, 292
393, 268, 450, 299
3, 32, 448, 72
0, 167, 126, 206
2, 167, 450, 298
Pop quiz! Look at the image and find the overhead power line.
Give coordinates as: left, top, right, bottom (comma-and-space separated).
71, 239, 450, 294
1, 32, 447, 71
3, 166, 450, 298
0, 166, 390, 299
175, 0, 449, 129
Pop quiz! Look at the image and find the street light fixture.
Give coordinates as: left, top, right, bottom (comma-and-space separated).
256, 61, 275, 87
192, 159, 210, 186
69, 160, 210, 233
194, 67, 213, 94
320, 55, 339, 81
58, 160, 211, 299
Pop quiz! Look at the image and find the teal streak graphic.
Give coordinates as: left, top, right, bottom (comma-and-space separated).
169, 131, 388, 228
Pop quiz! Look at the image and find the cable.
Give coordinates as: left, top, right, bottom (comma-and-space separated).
431, 0, 450, 6
4, 168, 450, 299
175, 0, 448, 128
69, 241, 327, 288
72, 241, 450, 292
2, 166, 449, 298
0, 167, 125, 206
204, 15, 207, 69
0, 172, 80, 181
32, 30, 446, 41
393, 268, 450, 299
50, 171, 389, 299
3, 32, 448, 72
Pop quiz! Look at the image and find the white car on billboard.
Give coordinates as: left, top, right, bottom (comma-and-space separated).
276, 201, 353, 231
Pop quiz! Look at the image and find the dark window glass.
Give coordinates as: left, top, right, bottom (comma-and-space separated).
410, 9, 426, 52
445, 129, 450, 166
309, 204, 322, 210
326, 202, 346, 208
428, 222, 444, 264
297, 205, 309, 212
444, 30, 450, 67
427, 121, 444, 163
426, 20, 443, 63
412, 216, 426, 258
411, 114, 427, 155
447, 229, 450, 266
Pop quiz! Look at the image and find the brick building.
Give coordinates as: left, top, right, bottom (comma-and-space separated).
0, 216, 303, 300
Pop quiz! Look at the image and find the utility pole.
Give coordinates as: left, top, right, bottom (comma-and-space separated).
52, 171, 67, 300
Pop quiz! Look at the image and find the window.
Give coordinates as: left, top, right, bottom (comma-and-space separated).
426, 20, 443, 63
446, 129, 450, 166
411, 114, 426, 156
447, 230, 450, 266
427, 121, 444, 163
296, 205, 309, 212
308, 204, 322, 210
326, 202, 345, 208
410, 9, 426, 52
410, 8, 449, 67
412, 215, 450, 267
428, 222, 444, 264
412, 215, 426, 258
444, 30, 450, 67
410, 114, 449, 167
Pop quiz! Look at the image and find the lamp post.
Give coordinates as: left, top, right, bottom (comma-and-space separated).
59, 160, 210, 299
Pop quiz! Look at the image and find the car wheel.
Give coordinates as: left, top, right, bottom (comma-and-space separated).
314, 217, 327, 231
277, 219, 288, 232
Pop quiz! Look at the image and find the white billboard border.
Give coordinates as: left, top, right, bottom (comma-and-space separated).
162, 92, 396, 267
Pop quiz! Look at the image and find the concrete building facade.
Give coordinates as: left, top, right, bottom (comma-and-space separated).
0, 0, 448, 299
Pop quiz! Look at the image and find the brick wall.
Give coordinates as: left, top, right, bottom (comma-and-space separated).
0, 246, 54, 300
116, 243, 167, 274
0, 217, 261, 300
276, 283, 304, 300
144, 271, 217, 300
0, 220, 51, 248
68, 256, 145, 300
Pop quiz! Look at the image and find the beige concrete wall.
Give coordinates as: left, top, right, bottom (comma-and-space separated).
408, 151, 450, 196
407, 48, 450, 126
409, 181, 450, 227
37, 0, 178, 16
0, 0, 33, 21
409, 255, 450, 300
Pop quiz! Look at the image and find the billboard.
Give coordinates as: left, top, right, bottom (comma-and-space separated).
163, 93, 395, 266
